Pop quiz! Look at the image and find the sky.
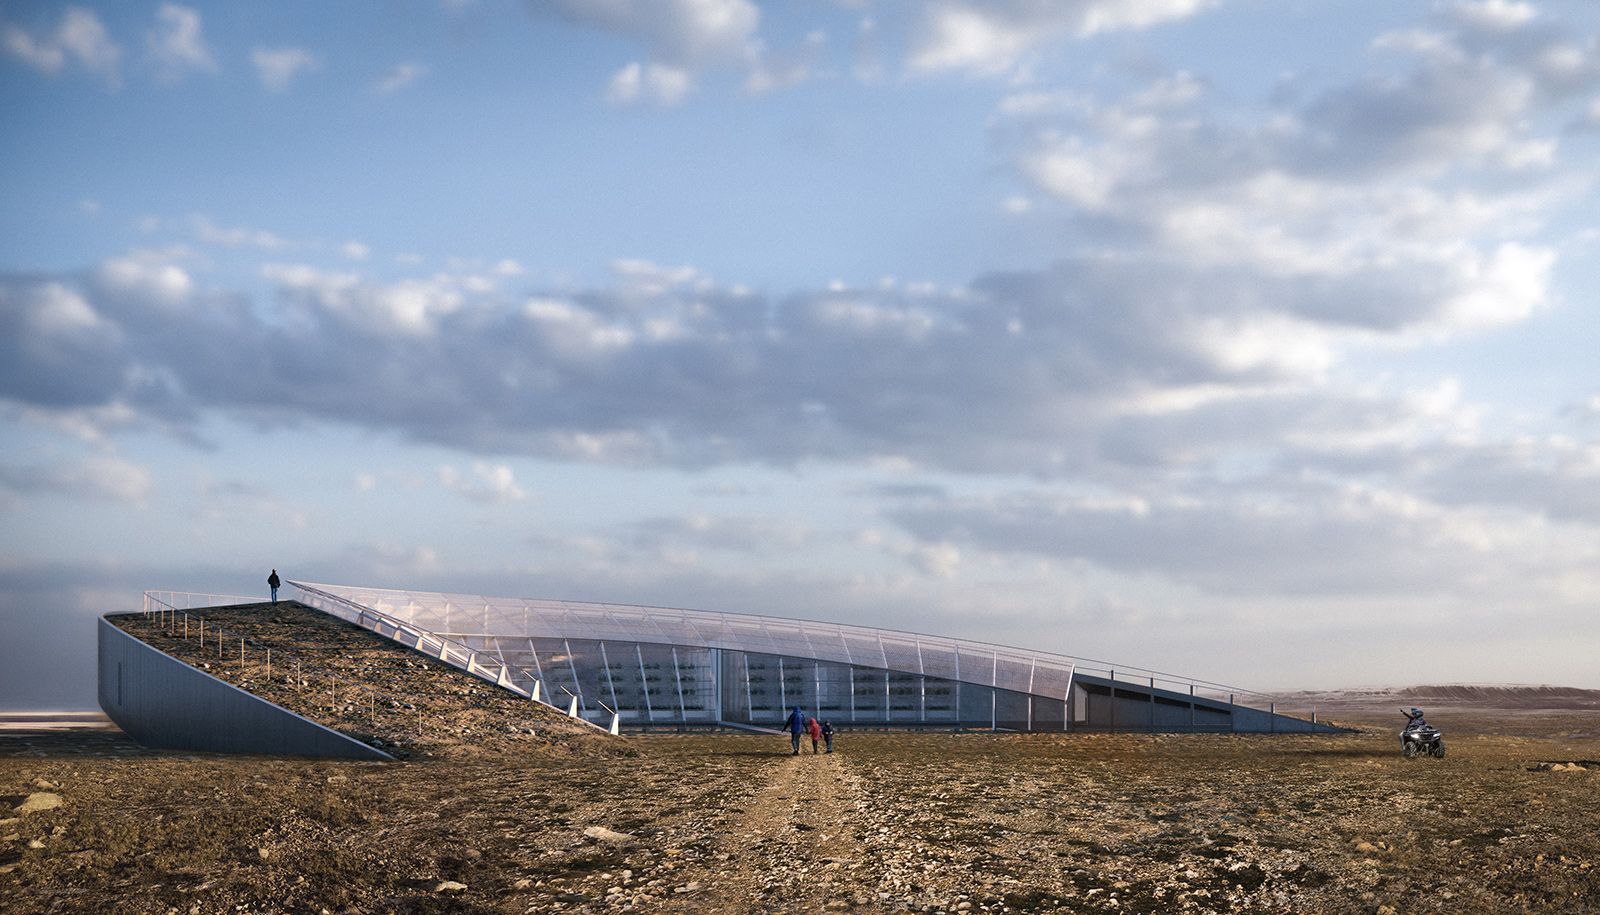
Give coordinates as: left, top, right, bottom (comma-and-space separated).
2, 0, 1598, 711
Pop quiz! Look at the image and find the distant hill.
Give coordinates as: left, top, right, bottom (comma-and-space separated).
1277, 684, 1600, 710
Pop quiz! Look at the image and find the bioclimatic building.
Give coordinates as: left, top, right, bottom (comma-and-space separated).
285, 581, 1333, 734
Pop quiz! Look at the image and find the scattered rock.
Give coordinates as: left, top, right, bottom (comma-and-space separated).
435, 880, 468, 893
18, 793, 64, 814
31, 778, 60, 790
28, 838, 46, 849
583, 825, 635, 844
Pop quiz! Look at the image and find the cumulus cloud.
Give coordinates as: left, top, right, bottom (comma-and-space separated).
95, 251, 195, 308
995, 15, 1589, 362
908, 0, 1216, 75
546, 0, 764, 103
548, 0, 758, 67
438, 461, 527, 503
251, 46, 318, 92
605, 61, 692, 106
2, 6, 121, 86
147, 3, 215, 82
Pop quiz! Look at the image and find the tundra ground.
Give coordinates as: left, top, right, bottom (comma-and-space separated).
5, 704, 1599, 914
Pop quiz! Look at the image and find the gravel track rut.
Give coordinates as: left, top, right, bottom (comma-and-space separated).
684, 747, 876, 912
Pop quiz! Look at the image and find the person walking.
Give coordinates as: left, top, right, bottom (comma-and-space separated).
783, 705, 805, 755
267, 569, 280, 603
807, 715, 822, 754
821, 720, 834, 753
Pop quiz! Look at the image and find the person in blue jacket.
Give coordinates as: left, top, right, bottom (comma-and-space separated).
783, 705, 805, 754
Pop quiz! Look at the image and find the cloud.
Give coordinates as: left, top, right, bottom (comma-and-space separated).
0, 456, 152, 504
627, 513, 813, 556
1445, 0, 1537, 33
744, 29, 827, 94
2, 6, 121, 86
95, 251, 195, 308
438, 461, 527, 503
147, 3, 215, 82
605, 61, 692, 106
886, 474, 1598, 599
262, 263, 466, 337
908, 0, 1216, 75
993, 18, 1587, 360
251, 46, 318, 92
547, 0, 758, 68
546, 0, 761, 104
191, 215, 287, 249
375, 61, 427, 93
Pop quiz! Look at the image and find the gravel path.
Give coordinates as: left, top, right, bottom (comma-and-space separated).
691, 748, 870, 912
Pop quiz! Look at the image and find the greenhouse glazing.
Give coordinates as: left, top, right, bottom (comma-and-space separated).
289, 581, 1334, 733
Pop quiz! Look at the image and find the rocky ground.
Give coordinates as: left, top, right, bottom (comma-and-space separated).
4, 702, 1599, 913
108, 604, 620, 760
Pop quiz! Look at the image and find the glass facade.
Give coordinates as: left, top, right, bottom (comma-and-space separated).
287, 581, 1332, 733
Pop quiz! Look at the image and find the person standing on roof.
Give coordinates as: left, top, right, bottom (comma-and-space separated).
268, 569, 280, 604
783, 705, 805, 755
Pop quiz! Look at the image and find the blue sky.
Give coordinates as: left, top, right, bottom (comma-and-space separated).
3, 0, 1599, 710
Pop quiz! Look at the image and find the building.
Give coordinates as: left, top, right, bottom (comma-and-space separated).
290, 581, 1333, 734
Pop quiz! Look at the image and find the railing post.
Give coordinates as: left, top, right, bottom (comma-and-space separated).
1109, 669, 1116, 731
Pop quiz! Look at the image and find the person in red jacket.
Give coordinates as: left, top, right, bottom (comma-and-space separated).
806, 715, 822, 754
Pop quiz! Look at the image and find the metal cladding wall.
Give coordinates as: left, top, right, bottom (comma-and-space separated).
97, 616, 392, 760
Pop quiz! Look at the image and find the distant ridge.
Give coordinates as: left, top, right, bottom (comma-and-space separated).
0, 711, 116, 730
1279, 684, 1600, 710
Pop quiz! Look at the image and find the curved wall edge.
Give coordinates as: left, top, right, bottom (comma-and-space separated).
97, 616, 393, 761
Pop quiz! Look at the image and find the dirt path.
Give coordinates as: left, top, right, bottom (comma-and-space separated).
678, 746, 877, 912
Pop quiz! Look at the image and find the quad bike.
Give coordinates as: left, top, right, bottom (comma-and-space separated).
1400, 708, 1445, 758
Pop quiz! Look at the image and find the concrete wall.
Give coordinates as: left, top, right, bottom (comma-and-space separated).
1070, 674, 1342, 733
97, 616, 392, 760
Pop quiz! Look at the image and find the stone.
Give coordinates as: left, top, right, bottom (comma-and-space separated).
28, 838, 46, 849
584, 826, 635, 844
31, 778, 59, 790
435, 880, 468, 893
18, 793, 63, 814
